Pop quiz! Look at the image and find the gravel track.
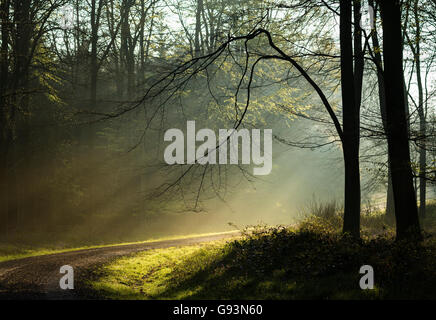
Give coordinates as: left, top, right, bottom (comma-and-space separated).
0, 232, 239, 300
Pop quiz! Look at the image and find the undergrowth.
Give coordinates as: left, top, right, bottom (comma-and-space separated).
86, 204, 436, 299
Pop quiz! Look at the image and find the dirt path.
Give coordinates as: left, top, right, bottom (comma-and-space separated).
0, 232, 239, 300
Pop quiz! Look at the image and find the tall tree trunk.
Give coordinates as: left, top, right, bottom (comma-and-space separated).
7, 0, 32, 234
369, 0, 395, 220
90, 0, 99, 107
412, 0, 426, 219
379, 0, 421, 240
0, 0, 10, 232
139, 0, 145, 83
341, 0, 361, 238
120, 0, 131, 98
17, 0, 33, 230
194, 0, 204, 56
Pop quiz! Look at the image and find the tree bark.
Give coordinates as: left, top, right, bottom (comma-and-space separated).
194, 0, 204, 56
412, 0, 427, 219
90, 0, 103, 107
0, 0, 10, 232
379, 0, 421, 240
341, 0, 361, 238
369, 0, 395, 220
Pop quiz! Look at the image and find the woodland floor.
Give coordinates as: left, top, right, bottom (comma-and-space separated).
84, 206, 436, 300
0, 232, 239, 299
2, 206, 436, 300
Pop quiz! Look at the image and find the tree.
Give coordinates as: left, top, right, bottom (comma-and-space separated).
0, 0, 65, 234
368, 0, 395, 221
378, 0, 421, 240
403, 0, 429, 219
340, 0, 362, 237
90, 0, 105, 107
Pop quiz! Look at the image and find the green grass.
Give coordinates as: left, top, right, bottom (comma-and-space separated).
0, 230, 238, 263
84, 207, 436, 300
86, 243, 228, 299
84, 229, 382, 299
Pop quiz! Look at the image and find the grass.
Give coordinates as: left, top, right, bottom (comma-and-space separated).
0, 230, 238, 263
85, 242, 228, 299
84, 202, 436, 300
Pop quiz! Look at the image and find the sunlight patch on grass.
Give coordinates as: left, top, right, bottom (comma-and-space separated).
86, 243, 226, 299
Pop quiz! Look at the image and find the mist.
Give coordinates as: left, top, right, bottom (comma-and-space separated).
2, 0, 431, 249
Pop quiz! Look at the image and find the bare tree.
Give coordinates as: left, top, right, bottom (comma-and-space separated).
378, 0, 421, 240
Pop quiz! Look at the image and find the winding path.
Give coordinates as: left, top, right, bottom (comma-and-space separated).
0, 232, 239, 300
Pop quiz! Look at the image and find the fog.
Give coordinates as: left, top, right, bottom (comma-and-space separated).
0, 0, 392, 247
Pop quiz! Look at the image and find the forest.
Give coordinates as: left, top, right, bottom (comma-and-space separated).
1, 0, 436, 301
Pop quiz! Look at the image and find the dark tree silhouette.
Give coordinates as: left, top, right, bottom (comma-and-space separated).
340, 0, 361, 237
378, 0, 421, 240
